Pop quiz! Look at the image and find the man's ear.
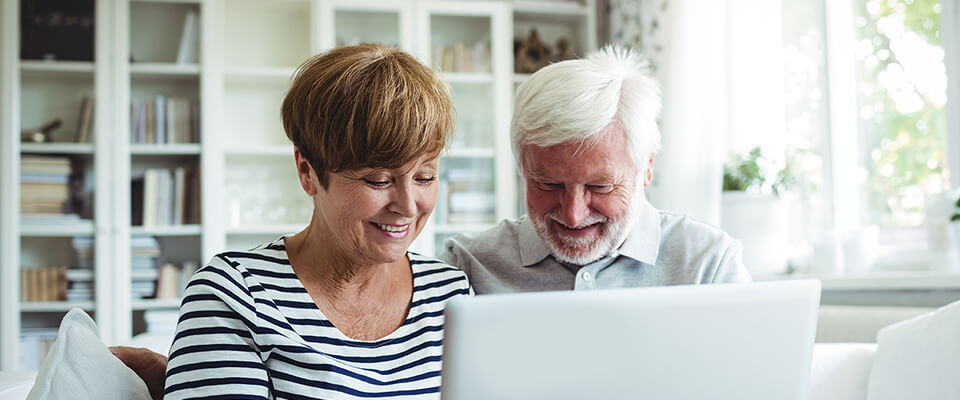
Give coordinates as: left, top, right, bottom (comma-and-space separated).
643, 155, 655, 187
294, 147, 320, 196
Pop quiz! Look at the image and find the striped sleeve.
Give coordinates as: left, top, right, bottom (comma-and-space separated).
164, 255, 270, 400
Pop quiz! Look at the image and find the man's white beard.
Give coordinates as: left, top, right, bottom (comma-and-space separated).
530, 200, 639, 266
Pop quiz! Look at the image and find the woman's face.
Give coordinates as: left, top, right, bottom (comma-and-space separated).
301, 152, 440, 265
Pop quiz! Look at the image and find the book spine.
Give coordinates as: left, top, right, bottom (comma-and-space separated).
155, 95, 166, 144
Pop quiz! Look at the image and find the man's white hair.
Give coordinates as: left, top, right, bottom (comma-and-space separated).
511, 45, 662, 172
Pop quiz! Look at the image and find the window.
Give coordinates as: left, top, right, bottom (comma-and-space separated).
780, 0, 959, 273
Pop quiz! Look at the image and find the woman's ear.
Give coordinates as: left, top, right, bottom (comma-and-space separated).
294, 147, 320, 196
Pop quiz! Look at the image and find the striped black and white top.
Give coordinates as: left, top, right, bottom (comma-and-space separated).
163, 237, 471, 400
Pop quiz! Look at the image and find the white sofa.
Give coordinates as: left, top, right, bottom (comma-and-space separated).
0, 305, 938, 400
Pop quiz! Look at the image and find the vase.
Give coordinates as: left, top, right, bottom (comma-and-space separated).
721, 192, 790, 278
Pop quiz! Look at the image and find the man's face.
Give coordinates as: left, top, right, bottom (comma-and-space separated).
522, 127, 652, 265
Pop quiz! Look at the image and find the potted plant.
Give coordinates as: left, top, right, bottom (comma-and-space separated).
720, 147, 796, 278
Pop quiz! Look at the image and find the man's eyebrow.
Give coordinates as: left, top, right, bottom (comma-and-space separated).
525, 169, 550, 181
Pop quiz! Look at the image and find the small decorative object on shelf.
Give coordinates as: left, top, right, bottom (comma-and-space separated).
20, 119, 62, 143
514, 29, 576, 73
514, 29, 550, 73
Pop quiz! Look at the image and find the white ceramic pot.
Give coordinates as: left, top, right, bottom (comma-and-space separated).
721, 192, 790, 278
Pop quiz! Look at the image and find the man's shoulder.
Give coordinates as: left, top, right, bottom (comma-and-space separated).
449, 217, 524, 247
438, 217, 526, 265
656, 210, 738, 249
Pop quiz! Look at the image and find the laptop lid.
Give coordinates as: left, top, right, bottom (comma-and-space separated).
440, 280, 821, 400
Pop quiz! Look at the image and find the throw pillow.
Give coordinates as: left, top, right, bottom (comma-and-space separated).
867, 299, 960, 400
26, 308, 152, 400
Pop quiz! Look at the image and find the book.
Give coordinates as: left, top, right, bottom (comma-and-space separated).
75, 95, 93, 143
155, 95, 166, 144
176, 10, 199, 65
173, 166, 186, 224
155, 263, 179, 299
166, 98, 177, 144
142, 170, 159, 227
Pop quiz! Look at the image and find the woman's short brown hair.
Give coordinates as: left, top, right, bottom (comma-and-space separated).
281, 44, 455, 187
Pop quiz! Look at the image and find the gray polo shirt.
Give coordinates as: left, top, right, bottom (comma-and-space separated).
437, 201, 752, 294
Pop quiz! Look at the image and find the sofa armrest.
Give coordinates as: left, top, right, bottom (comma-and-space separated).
809, 343, 876, 400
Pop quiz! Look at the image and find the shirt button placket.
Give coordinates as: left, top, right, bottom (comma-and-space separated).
580, 270, 595, 289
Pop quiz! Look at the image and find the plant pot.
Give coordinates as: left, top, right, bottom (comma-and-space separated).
721, 192, 790, 278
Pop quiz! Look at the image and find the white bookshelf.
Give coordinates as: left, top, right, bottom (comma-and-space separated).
20, 143, 96, 154
130, 144, 203, 155
20, 61, 95, 76
20, 302, 97, 313
0, 0, 597, 371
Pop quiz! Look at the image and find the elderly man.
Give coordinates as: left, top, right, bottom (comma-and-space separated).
438, 45, 751, 293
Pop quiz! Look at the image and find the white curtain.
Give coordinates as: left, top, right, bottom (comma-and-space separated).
606, 0, 787, 228
608, 0, 729, 226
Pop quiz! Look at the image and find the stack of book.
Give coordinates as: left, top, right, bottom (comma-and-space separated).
130, 96, 200, 144
431, 40, 490, 73
19, 266, 68, 302
67, 236, 95, 301
73, 236, 93, 268
64, 268, 94, 302
20, 156, 71, 217
131, 236, 161, 299
131, 166, 200, 227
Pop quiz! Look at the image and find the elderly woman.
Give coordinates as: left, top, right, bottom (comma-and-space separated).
135, 44, 469, 399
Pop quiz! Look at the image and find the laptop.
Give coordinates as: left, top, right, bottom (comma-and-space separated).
440, 280, 821, 400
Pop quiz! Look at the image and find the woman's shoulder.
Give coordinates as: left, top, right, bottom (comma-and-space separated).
194, 237, 294, 289
408, 252, 471, 294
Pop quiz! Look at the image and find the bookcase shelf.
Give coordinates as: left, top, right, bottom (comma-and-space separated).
513, 1, 591, 19
1, 0, 597, 371
130, 144, 202, 155
19, 61, 95, 79
131, 299, 182, 310
20, 143, 96, 154
19, 224, 96, 237
20, 302, 96, 313
130, 63, 201, 78
131, 225, 203, 236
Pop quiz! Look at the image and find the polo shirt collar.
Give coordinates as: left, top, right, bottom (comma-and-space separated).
617, 200, 661, 265
516, 200, 661, 267
518, 215, 553, 266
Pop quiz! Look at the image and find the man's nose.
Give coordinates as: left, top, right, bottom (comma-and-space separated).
559, 188, 590, 227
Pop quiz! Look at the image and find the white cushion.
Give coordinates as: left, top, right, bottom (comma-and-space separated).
809, 343, 876, 400
0, 372, 36, 400
867, 299, 960, 400
26, 309, 151, 400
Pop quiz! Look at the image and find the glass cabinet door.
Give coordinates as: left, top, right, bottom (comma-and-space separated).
416, 1, 513, 256
220, 0, 315, 250
319, 0, 413, 52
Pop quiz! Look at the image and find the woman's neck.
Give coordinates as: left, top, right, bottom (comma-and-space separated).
285, 221, 409, 306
